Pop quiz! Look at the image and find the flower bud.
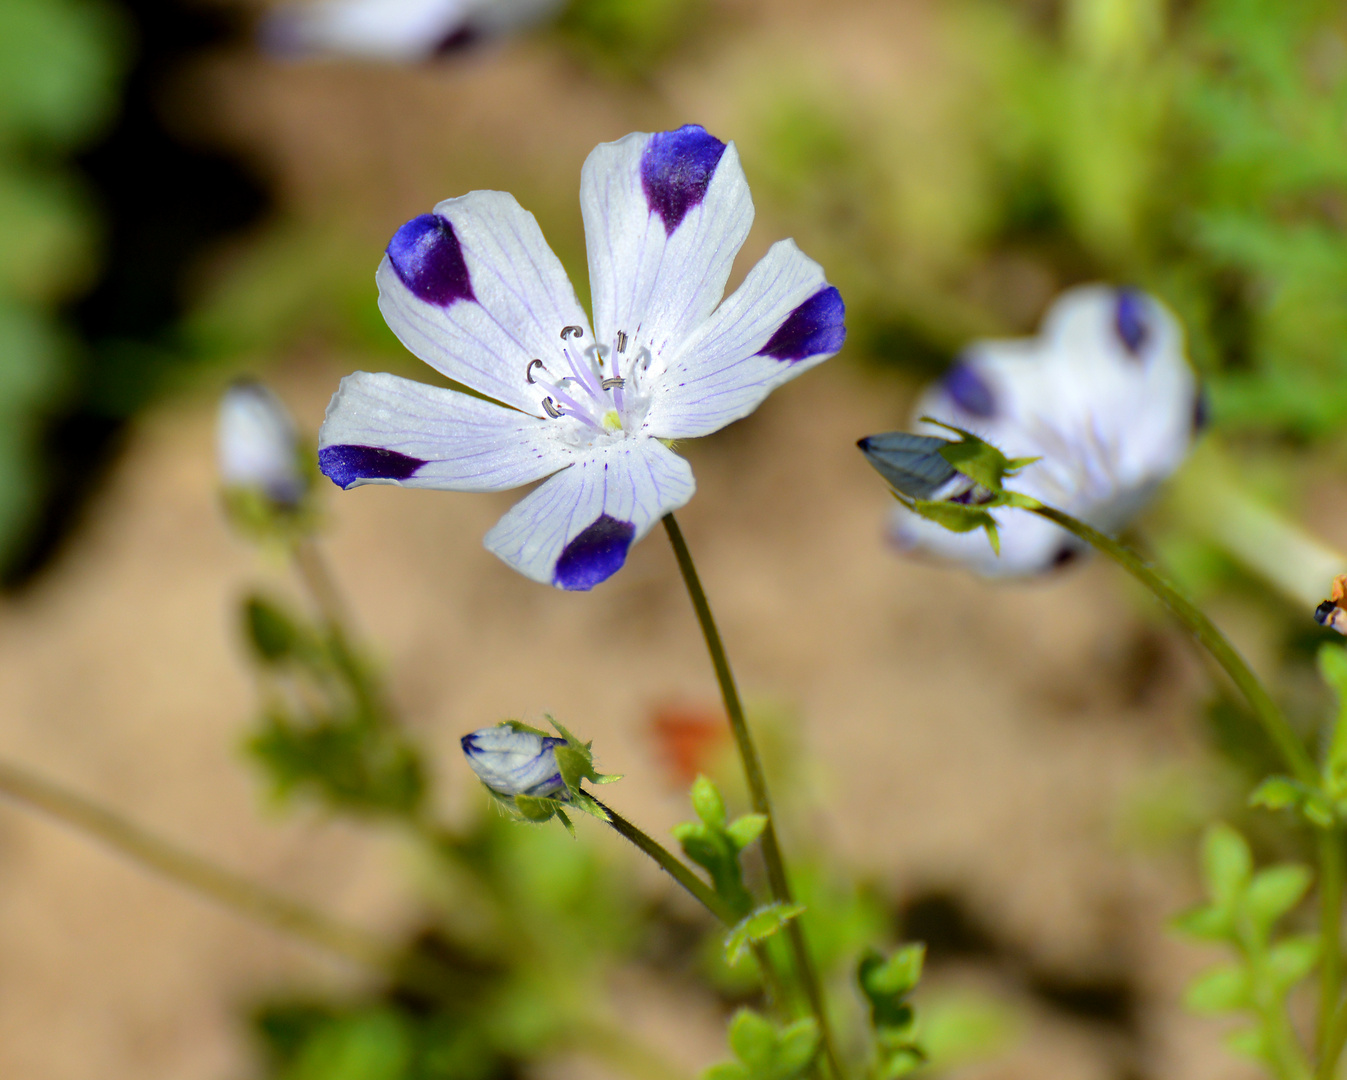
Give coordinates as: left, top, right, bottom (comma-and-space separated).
460, 724, 566, 799
217, 380, 308, 508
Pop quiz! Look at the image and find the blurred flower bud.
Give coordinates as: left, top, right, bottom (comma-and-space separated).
261, 0, 565, 63
461, 724, 566, 799
888, 285, 1198, 577
217, 380, 308, 509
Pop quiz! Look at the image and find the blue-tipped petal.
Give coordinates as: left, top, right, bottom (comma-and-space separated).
319, 444, 428, 488
386, 213, 475, 307
758, 286, 846, 362
942, 360, 996, 418
639, 125, 728, 235
553, 514, 636, 591
1114, 288, 1148, 356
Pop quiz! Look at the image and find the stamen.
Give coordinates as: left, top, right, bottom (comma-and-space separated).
616, 331, 628, 353
560, 325, 584, 340
601, 377, 625, 389
541, 398, 562, 418
526, 359, 546, 384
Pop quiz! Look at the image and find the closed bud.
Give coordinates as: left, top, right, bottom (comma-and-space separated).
460, 724, 566, 799
217, 380, 308, 508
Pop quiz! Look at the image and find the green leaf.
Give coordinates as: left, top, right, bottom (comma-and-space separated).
1267, 934, 1320, 994
691, 775, 727, 829
724, 903, 806, 966
1171, 903, 1234, 941
1184, 964, 1250, 1014
878, 1047, 926, 1079
725, 813, 768, 851
860, 944, 926, 1002
1249, 776, 1335, 827
710, 1011, 820, 1080
1244, 864, 1312, 935
1202, 823, 1253, 908
1224, 1026, 1269, 1062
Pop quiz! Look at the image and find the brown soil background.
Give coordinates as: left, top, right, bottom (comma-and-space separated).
0, 2, 1272, 1077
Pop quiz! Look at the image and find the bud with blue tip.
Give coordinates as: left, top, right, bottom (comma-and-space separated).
460, 718, 620, 828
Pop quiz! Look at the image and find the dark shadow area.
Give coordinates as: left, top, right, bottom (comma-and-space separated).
6, 0, 270, 589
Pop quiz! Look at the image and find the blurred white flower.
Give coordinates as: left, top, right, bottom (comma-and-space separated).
262, 0, 565, 62
217, 380, 307, 508
461, 725, 566, 798
889, 285, 1200, 576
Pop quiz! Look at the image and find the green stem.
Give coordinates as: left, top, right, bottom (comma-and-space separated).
662, 513, 843, 1080
1321, 993, 1347, 1080
1030, 504, 1319, 787
0, 755, 390, 969
0, 758, 691, 1080
1320, 829, 1345, 1072
594, 797, 790, 1013
594, 798, 736, 923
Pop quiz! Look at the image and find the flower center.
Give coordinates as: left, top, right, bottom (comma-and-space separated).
525, 325, 652, 437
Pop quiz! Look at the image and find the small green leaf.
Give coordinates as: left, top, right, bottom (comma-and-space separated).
772, 1019, 821, 1078
1171, 903, 1234, 941
1224, 1026, 1269, 1062
1184, 964, 1250, 1014
878, 1047, 926, 1079
1203, 823, 1253, 907
1249, 776, 1335, 827
692, 775, 727, 829
1244, 864, 1312, 935
725, 903, 806, 966
860, 944, 926, 1000
728, 1009, 777, 1067
243, 595, 302, 663
1267, 934, 1320, 993
725, 813, 767, 850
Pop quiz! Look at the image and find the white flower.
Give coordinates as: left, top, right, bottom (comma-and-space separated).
262, 0, 564, 62
461, 725, 565, 798
887, 285, 1199, 576
217, 380, 307, 507
319, 125, 846, 590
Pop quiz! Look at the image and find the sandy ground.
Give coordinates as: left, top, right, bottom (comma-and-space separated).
0, 1, 1274, 1077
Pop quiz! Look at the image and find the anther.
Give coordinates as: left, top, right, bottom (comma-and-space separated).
616, 331, 628, 353
601, 377, 626, 390
526, 359, 546, 384
541, 398, 562, 418
560, 325, 584, 340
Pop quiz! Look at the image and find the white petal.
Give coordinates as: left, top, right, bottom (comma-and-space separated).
376, 190, 592, 416
642, 240, 845, 439
318, 371, 571, 490
217, 381, 305, 504
483, 437, 695, 590
263, 0, 472, 60
580, 127, 754, 360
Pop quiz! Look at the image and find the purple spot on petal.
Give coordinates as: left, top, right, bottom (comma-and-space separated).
943, 359, 996, 418
758, 286, 846, 362
639, 125, 727, 234
1192, 387, 1209, 433
434, 24, 478, 54
553, 514, 635, 591
1114, 289, 1149, 356
387, 214, 475, 306
319, 444, 427, 488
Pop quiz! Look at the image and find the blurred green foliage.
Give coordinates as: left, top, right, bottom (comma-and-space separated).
0, 0, 125, 565
746, 0, 1347, 439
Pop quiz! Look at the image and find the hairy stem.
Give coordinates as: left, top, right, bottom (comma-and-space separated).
1030, 505, 1318, 787
594, 797, 736, 923
662, 513, 843, 1080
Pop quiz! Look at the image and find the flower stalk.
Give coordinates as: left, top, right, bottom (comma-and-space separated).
1028, 504, 1319, 788
662, 512, 843, 1080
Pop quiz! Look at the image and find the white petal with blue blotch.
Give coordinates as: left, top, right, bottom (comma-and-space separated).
889, 284, 1197, 577
642, 240, 845, 439
318, 371, 571, 490
580, 127, 754, 362
483, 438, 695, 590
262, 0, 564, 61
376, 190, 592, 416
